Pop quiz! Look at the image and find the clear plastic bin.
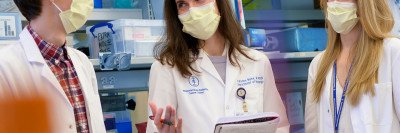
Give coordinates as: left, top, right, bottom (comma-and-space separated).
109, 19, 164, 57
0, 0, 18, 12
0, 12, 22, 40
86, 22, 116, 59
87, 19, 165, 58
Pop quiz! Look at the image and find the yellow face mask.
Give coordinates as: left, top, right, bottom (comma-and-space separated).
52, 0, 94, 34
327, 1, 359, 34
178, 1, 221, 40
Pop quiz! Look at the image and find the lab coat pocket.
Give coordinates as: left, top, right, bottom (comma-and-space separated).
359, 82, 393, 125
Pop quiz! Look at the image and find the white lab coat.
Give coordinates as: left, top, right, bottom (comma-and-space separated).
0, 28, 106, 133
147, 45, 290, 133
305, 38, 400, 133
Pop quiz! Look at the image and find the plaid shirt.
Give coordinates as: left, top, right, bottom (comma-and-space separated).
28, 25, 90, 133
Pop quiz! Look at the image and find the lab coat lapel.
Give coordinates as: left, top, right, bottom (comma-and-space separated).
199, 50, 225, 86
225, 54, 240, 105
40, 66, 73, 108
67, 48, 95, 111
19, 28, 72, 109
320, 66, 334, 133
67, 48, 94, 98
67, 48, 96, 125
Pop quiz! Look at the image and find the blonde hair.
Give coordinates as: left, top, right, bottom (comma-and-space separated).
313, 0, 394, 106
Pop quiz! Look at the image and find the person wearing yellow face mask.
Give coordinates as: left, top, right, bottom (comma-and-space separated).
146, 0, 289, 133
0, 0, 106, 133
305, 0, 400, 132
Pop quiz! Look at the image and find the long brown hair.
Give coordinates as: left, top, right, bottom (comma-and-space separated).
312, 0, 394, 106
154, 0, 253, 77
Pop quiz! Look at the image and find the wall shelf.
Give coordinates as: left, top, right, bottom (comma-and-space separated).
244, 10, 325, 28
244, 10, 324, 22
267, 51, 320, 61
87, 9, 142, 21
19, 9, 142, 22
90, 51, 321, 70
90, 57, 155, 70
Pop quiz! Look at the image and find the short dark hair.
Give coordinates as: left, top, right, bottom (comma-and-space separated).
13, 0, 42, 21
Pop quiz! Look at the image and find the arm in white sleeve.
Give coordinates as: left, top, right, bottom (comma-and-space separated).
304, 53, 322, 133
146, 61, 178, 133
0, 59, 10, 94
0, 70, 7, 93
77, 51, 106, 133
392, 46, 400, 122
262, 58, 290, 133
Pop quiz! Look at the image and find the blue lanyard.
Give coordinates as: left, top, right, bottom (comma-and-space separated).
333, 62, 353, 132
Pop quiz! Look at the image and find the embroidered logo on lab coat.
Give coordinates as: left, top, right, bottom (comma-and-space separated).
189, 76, 200, 87
182, 88, 209, 95
182, 76, 208, 95
237, 76, 264, 87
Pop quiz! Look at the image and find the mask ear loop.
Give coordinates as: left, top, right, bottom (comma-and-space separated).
50, 0, 63, 12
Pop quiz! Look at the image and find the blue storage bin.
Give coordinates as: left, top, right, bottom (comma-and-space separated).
113, 0, 139, 8
102, 0, 114, 8
268, 28, 327, 52
248, 28, 267, 48
116, 122, 132, 133
114, 0, 133, 8
94, 0, 102, 8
